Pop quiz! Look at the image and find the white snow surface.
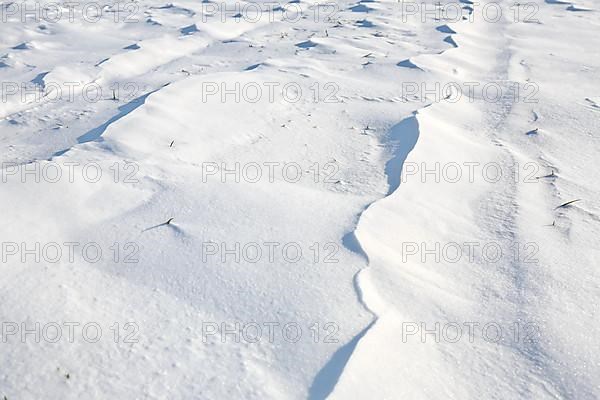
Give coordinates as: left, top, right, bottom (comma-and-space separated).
1, 0, 599, 399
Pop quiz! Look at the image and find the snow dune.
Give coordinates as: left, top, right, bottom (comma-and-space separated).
1, 0, 599, 399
